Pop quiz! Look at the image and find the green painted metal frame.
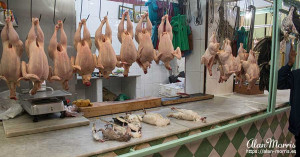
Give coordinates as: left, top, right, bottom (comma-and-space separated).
119, 0, 287, 156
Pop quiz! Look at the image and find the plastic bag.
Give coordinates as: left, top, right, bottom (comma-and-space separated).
0, 99, 23, 120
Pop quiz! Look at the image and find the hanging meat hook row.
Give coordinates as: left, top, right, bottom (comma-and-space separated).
30, 0, 42, 22
80, 0, 90, 21
53, 0, 66, 25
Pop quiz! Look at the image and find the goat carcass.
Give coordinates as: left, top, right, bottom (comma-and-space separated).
22, 18, 49, 95
0, 18, 23, 99
135, 12, 157, 74
118, 11, 137, 77
73, 19, 97, 86
167, 107, 206, 122
48, 20, 73, 90
156, 15, 181, 70
217, 39, 238, 83
95, 16, 120, 79
201, 32, 220, 76
241, 50, 260, 90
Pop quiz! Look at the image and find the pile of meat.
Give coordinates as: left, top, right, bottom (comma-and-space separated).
201, 32, 260, 90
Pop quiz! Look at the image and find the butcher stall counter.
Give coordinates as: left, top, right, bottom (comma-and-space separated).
0, 90, 294, 157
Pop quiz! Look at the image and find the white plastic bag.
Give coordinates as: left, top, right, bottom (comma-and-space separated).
0, 99, 23, 120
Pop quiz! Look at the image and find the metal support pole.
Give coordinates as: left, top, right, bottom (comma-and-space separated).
268, 0, 281, 113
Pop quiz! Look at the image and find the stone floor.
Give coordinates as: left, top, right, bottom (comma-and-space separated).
0, 90, 290, 157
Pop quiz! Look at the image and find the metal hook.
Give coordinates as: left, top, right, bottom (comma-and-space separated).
30, 0, 42, 22
99, 0, 101, 21
121, 0, 125, 15
53, 0, 67, 24
80, 0, 89, 21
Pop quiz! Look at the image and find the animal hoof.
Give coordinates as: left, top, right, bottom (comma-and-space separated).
124, 74, 128, 77
144, 70, 147, 74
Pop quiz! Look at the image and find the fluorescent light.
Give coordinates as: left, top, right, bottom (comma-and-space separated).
245, 11, 252, 19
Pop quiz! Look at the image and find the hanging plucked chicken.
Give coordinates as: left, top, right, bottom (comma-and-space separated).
216, 39, 239, 83
241, 50, 260, 90
135, 12, 157, 74
95, 16, 121, 79
155, 15, 181, 70
118, 10, 137, 77
72, 18, 97, 86
22, 17, 49, 95
201, 32, 220, 76
48, 20, 73, 90
0, 17, 23, 99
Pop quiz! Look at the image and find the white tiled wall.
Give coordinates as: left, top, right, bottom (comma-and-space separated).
75, 0, 170, 98
185, 0, 206, 94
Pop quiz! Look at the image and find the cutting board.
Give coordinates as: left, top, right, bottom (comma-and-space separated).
3, 113, 90, 137
79, 97, 161, 118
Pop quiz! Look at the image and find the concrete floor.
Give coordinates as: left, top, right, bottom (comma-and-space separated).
0, 90, 290, 157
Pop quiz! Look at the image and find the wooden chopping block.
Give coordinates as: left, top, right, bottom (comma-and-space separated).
79, 97, 161, 118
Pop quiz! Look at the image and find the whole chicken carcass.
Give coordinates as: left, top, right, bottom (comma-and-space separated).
241, 50, 260, 90
235, 43, 249, 86
201, 32, 220, 76
48, 21, 73, 90
156, 15, 181, 70
217, 39, 238, 83
0, 17, 23, 99
73, 19, 97, 86
118, 11, 137, 77
142, 110, 170, 127
135, 12, 157, 74
95, 16, 121, 79
22, 18, 49, 95
167, 107, 207, 122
